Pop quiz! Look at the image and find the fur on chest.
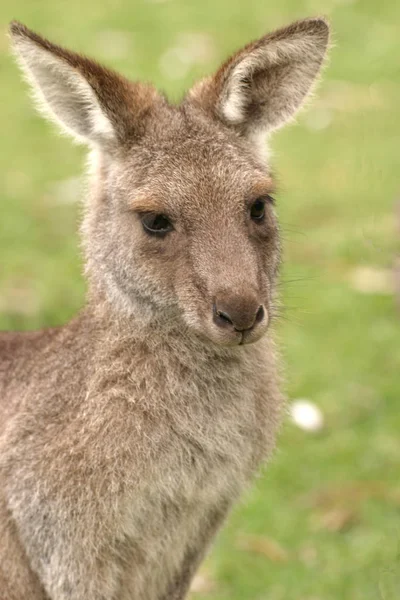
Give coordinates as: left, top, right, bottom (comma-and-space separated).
85, 333, 280, 502
111, 344, 272, 549
115, 398, 257, 600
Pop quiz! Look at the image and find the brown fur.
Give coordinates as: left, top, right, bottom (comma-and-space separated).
0, 18, 329, 599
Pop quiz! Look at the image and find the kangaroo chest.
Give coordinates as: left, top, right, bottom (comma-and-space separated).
112, 348, 270, 600
1, 334, 280, 600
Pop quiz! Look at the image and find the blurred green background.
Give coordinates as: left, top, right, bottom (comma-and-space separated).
1, 0, 399, 598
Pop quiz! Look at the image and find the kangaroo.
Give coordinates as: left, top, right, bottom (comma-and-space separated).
0, 17, 329, 600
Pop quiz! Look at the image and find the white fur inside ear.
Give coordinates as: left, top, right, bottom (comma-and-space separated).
12, 38, 115, 144
221, 55, 259, 124
220, 28, 328, 132
220, 47, 275, 125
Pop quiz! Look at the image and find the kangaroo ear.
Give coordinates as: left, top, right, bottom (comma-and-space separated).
187, 18, 329, 142
9, 21, 159, 147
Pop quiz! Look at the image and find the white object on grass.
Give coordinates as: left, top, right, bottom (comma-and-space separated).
290, 399, 324, 432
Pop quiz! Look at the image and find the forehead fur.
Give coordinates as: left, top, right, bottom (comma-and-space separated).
114, 103, 274, 214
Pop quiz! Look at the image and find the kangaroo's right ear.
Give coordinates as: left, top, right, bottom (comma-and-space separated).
9, 21, 160, 147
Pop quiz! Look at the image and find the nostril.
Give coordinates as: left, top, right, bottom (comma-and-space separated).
213, 304, 234, 327
217, 310, 234, 325
255, 305, 265, 324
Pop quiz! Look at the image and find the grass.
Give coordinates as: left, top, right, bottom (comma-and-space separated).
1, 0, 400, 598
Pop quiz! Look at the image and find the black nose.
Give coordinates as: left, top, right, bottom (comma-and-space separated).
213, 296, 264, 332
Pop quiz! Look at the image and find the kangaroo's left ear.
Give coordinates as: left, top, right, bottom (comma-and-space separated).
187, 17, 329, 143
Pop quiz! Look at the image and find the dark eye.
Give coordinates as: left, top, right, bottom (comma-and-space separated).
141, 213, 173, 236
250, 195, 274, 222
250, 198, 266, 221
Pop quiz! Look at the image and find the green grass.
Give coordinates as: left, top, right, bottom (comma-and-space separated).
1, 0, 400, 598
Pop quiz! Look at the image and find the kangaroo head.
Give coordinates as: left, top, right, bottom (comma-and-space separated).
9, 19, 329, 346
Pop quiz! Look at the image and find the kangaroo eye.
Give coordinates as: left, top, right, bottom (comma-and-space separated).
250, 195, 274, 222
141, 213, 173, 236
250, 198, 266, 221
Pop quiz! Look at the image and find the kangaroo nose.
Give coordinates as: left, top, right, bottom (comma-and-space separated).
213, 295, 265, 332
